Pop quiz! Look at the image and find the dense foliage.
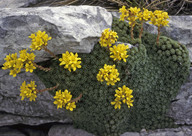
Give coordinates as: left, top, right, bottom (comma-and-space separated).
34, 18, 190, 136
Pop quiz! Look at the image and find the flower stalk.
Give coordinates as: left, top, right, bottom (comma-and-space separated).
42, 46, 58, 59
37, 83, 59, 93
33, 62, 51, 72
69, 93, 83, 103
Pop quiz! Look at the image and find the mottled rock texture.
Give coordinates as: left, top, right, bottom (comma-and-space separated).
0, 0, 44, 8
48, 125, 95, 136
0, 6, 112, 65
48, 125, 192, 136
0, 69, 71, 126
168, 68, 192, 125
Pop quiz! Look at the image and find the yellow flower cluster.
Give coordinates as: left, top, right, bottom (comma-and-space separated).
110, 44, 129, 62
97, 64, 120, 86
119, 6, 169, 27
111, 85, 134, 109
29, 30, 52, 51
99, 28, 118, 47
128, 7, 141, 26
53, 90, 76, 111
119, 6, 129, 21
20, 81, 37, 101
149, 10, 169, 27
59, 51, 81, 72
138, 8, 152, 22
2, 49, 36, 77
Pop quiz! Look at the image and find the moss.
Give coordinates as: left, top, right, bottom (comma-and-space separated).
34, 17, 190, 136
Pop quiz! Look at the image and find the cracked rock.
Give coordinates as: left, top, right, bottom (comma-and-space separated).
0, 69, 71, 127
0, 6, 112, 66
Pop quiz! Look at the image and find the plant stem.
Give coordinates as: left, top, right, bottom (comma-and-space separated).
33, 62, 51, 72
37, 83, 59, 93
107, 45, 110, 51
139, 21, 144, 40
156, 26, 161, 45
131, 23, 135, 40
69, 93, 83, 103
42, 46, 58, 59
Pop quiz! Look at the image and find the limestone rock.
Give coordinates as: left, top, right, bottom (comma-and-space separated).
0, 6, 112, 65
121, 132, 140, 136
48, 125, 95, 136
0, 69, 71, 126
0, 127, 26, 136
0, 0, 44, 8
168, 68, 192, 125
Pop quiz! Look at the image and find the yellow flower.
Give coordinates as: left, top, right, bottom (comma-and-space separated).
111, 85, 134, 109
119, 6, 129, 21
110, 44, 129, 62
66, 102, 76, 111
27, 53, 36, 61
97, 64, 120, 86
19, 49, 28, 62
138, 8, 152, 21
25, 62, 36, 73
99, 28, 118, 47
29, 30, 52, 51
149, 10, 169, 27
10, 69, 20, 77
128, 7, 141, 26
59, 51, 81, 72
2, 53, 24, 77
53, 89, 75, 111
111, 97, 122, 109
20, 81, 37, 101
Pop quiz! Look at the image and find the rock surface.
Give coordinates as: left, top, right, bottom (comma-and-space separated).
0, 0, 43, 8
0, 69, 71, 127
168, 68, 192, 125
0, 6, 112, 65
48, 125, 95, 136
0, 127, 26, 136
48, 124, 192, 136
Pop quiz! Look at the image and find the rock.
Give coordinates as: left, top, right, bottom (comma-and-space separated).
0, 0, 28, 8
0, 69, 71, 126
168, 68, 192, 125
48, 125, 95, 136
140, 128, 186, 136
121, 132, 140, 136
0, 6, 112, 65
0, 127, 26, 136
0, 0, 44, 8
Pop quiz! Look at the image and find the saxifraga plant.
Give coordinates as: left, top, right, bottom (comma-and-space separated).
34, 18, 190, 135
2, 7, 190, 136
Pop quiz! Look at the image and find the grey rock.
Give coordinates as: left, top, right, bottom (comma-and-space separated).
18, 127, 47, 136
0, 6, 112, 65
0, 0, 28, 8
121, 132, 140, 136
48, 125, 95, 136
0, 69, 71, 126
168, 68, 192, 125
0, 0, 44, 8
141, 128, 186, 136
0, 127, 26, 136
